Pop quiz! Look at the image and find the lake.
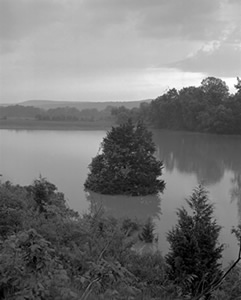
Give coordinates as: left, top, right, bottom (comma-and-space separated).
0, 129, 241, 265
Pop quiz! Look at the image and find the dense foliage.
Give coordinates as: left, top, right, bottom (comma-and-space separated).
0, 105, 114, 123
2, 76, 241, 135
112, 77, 241, 135
0, 178, 167, 299
166, 185, 224, 298
0, 179, 241, 299
0, 105, 43, 119
35, 107, 113, 122
84, 121, 165, 196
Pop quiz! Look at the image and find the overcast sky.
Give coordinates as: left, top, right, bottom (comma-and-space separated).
0, 0, 240, 103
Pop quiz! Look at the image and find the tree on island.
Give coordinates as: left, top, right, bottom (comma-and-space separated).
84, 120, 165, 196
166, 185, 224, 299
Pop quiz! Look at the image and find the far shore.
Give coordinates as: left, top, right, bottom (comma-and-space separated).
0, 119, 114, 131
1, 119, 241, 137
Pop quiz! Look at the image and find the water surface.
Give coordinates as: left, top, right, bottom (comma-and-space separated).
0, 129, 240, 264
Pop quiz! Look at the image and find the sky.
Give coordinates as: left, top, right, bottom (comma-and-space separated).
0, 0, 241, 104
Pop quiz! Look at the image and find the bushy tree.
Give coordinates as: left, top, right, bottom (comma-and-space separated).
139, 76, 241, 134
200, 77, 229, 106
84, 120, 165, 196
0, 229, 75, 300
0, 182, 28, 238
166, 184, 224, 298
31, 177, 57, 212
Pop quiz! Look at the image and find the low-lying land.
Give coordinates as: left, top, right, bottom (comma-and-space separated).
0, 118, 114, 130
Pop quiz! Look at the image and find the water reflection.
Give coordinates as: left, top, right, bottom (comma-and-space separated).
86, 190, 162, 221
230, 172, 241, 222
1, 129, 240, 263
153, 130, 241, 186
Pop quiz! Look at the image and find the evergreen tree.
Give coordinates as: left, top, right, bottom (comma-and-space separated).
139, 218, 155, 243
166, 185, 224, 298
84, 120, 165, 196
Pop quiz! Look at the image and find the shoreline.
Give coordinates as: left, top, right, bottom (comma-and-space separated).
0, 119, 241, 137
0, 119, 114, 131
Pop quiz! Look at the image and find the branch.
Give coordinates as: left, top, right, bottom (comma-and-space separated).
97, 239, 111, 262
80, 277, 100, 300
193, 237, 241, 300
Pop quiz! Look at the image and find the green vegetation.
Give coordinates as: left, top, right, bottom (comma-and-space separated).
166, 185, 224, 298
35, 107, 113, 122
84, 120, 165, 196
112, 76, 241, 135
0, 178, 241, 299
0, 178, 168, 300
138, 217, 156, 243
0, 105, 41, 119
0, 118, 113, 131
0, 105, 115, 125
1, 76, 240, 135
1, 76, 241, 298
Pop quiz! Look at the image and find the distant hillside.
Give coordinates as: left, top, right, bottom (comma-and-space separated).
17, 99, 151, 110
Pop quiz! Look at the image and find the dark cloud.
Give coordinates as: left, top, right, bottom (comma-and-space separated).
0, 0, 228, 43
82, 0, 227, 41
136, 0, 225, 41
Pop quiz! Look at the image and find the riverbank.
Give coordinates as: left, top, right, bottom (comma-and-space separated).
1, 118, 241, 137
0, 118, 114, 130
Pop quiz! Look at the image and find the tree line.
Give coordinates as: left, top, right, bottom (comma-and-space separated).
0, 105, 115, 122
1, 76, 240, 134
113, 77, 241, 135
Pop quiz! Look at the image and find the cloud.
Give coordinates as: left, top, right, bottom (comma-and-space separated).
0, 0, 240, 102
0, 0, 64, 54
0, 0, 62, 40
0, 0, 236, 59
79, 0, 228, 42
0, 0, 231, 43
135, 0, 226, 41
169, 35, 241, 77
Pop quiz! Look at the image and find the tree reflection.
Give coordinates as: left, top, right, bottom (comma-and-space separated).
86, 190, 162, 221
153, 130, 241, 186
230, 172, 241, 221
